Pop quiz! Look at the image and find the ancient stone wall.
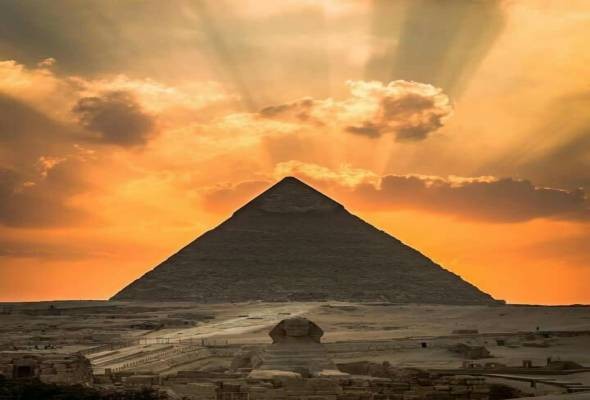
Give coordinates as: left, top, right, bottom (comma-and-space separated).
165, 372, 525, 400
0, 352, 92, 385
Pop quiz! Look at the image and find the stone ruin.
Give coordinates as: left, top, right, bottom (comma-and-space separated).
183, 318, 519, 400
0, 317, 543, 400
0, 351, 93, 385
447, 344, 491, 360
170, 364, 522, 400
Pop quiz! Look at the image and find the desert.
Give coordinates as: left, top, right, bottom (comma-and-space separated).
1, 300, 590, 399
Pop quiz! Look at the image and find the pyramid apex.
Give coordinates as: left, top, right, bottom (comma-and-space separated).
237, 175, 343, 214
276, 175, 307, 184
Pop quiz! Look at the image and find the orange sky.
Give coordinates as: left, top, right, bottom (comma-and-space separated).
0, 0, 589, 304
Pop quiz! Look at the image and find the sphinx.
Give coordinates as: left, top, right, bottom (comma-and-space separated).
252, 317, 342, 377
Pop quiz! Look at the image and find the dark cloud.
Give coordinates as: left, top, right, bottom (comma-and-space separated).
0, 161, 90, 228
0, 87, 156, 232
202, 173, 589, 223
353, 175, 590, 223
347, 90, 449, 141
0, 94, 93, 228
259, 98, 316, 121
0, 94, 74, 163
0, 238, 92, 260
344, 123, 381, 138
73, 91, 155, 147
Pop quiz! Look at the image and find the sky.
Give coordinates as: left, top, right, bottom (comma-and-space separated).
0, 0, 589, 304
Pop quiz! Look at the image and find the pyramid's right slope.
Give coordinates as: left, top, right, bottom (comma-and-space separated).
113, 177, 500, 304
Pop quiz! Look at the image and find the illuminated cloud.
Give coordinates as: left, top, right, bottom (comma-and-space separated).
202, 180, 270, 213
202, 162, 379, 214
0, 60, 236, 228
259, 80, 452, 140
274, 160, 379, 187
266, 162, 590, 223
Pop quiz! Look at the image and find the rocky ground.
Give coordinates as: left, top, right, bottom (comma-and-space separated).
1, 301, 589, 399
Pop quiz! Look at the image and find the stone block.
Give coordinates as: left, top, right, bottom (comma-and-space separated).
53, 363, 67, 371
434, 385, 450, 391
337, 394, 361, 400
451, 385, 468, 393
471, 385, 490, 394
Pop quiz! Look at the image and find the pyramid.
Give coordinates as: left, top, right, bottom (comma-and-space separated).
112, 177, 500, 304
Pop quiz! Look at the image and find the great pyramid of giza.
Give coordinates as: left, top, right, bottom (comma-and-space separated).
112, 177, 500, 304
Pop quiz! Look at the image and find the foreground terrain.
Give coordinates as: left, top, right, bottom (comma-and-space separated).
1, 301, 589, 399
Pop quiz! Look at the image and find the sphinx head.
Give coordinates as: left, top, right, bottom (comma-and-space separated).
269, 317, 324, 343
283, 317, 311, 337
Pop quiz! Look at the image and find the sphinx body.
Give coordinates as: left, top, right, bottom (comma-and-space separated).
256, 317, 338, 376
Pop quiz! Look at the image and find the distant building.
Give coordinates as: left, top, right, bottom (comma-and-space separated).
0, 352, 93, 385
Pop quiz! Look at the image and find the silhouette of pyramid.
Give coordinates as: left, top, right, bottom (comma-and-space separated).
112, 177, 499, 304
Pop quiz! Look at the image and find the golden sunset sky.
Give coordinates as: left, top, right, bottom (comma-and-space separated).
0, 0, 589, 304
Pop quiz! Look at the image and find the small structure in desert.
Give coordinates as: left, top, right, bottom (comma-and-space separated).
448, 343, 491, 360
250, 317, 343, 378
0, 352, 92, 385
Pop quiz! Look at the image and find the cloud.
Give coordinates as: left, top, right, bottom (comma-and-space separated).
268, 161, 590, 223
0, 89, 91, 229
258, 80, 452, 140
274, 160, 379, 188
0, 93, 75, 162
73, 91, 156, 147
202, 180, 270, 213
0, 59, 242, 230
0, 238, 93, 260
357, 175, 589, 223
0, 160, 90, 228
201, 162, 378, 215
259, 98, 317, 120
